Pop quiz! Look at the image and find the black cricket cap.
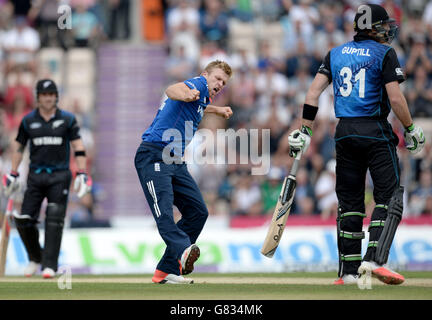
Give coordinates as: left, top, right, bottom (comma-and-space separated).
36, 79, 58, 96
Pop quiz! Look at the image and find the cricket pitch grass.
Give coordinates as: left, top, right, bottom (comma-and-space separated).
0, 272, 432, 300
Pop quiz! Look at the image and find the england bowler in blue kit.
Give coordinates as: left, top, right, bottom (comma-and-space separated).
287, 4, 425, 285
135, 60, 233, 284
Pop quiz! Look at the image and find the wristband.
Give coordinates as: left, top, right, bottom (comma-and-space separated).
302, 104, 318, 121
75, 150, 86, 157
10, 170, 19, 177
405, 123, 414, 132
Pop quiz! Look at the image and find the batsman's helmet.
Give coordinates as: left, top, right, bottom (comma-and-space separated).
353, 4, 398, 43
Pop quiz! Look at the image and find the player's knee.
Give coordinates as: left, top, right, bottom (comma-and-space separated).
338, 208, 366, 231
45, 203, 66, 227
337, 208, 366, 252
14, 215, 37, 228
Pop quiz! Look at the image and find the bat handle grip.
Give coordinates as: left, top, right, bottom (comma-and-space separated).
5, 198, 13, 216
290, 153, 302, 176
294, 150, 302, 161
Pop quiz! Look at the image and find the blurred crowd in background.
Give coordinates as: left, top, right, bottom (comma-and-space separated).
0, 0, 431, 225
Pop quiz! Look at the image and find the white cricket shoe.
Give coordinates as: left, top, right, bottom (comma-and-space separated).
42, 267, 56, 279
180, 244, 200, 275
333, 274, 358, 285
24, 261, 41, 277
152, 269, 194, 284
358, 261, 404, 285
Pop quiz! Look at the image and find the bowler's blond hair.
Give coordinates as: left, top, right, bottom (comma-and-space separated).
204, 60, 233, 78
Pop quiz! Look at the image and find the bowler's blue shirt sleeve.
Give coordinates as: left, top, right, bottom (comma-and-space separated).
184, 76, 206, 95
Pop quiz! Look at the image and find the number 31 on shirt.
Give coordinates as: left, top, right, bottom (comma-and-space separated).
339, 67, 366, 98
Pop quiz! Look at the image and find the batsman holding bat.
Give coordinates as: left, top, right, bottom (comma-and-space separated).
135, 60, 233, 284
288, 4, 425, 285
2, 79, 92, 278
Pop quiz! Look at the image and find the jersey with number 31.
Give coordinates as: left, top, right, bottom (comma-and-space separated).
318, 37, 405, 118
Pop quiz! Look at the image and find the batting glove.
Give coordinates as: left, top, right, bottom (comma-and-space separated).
288, 125, 312, 158
74, 171, 92, 198
2, 171, 20, 197
404, 123, 425, 155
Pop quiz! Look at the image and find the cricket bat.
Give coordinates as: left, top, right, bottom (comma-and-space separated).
0, 198, 14, 276
261, 153, 301, 258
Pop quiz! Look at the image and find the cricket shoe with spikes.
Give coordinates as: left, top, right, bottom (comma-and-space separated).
358, 261, 404, 285
42, 267, 56, 279
24, 261, 41, 277
152, 270, 194, 284
180, 244, 200, 275
333, 274, 359, 285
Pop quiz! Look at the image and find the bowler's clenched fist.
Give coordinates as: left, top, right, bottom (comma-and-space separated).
184, 89, 200, 102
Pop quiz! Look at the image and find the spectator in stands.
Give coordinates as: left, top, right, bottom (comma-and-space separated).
255, 0, 284, 22
285, 39, 321, 78
314, 17, 345, 57
289, 65, 312, 106
167, 0, 200, 63
71, 3, 101, 47
29, 0, 69, 48
106, 0, 130, 40
231, 169, 262, 216
408, 169, 432, 217
382, 0, 402, 27
228, 67, 256, 129
286, 0, 319, 54
257, 40, 282, 72
292, 166, 316, 215
0, 0, 13, 32
255, 60, 289, 112
260, 166, 283, 216
3, 71, 33, 109
10, 0, 32, 16
198, 40, 229, 71
315, 159, 338, 220
405, 65, 432, 117
166, 44, 197, 83
227, 0, 254, 22
2, 91, 32, 132
255, 93, 291, 143
200, 0, 229, 49
229, 47, 258, 72
2, 15, 40, 74
403, 19, 432, 77
424, 0, 432, 35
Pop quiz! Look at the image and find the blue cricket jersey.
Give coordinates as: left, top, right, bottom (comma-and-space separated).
318, 36, 404, 119
142, 76, 210, 156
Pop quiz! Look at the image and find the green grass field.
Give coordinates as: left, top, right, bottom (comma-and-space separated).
0, 272, 432, 300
